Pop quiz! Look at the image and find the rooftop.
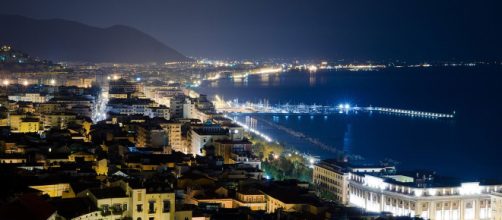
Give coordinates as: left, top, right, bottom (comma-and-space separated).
88, 186, 127, 199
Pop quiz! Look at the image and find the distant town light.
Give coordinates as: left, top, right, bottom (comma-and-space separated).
2, 80, 9, 86
308, 65, 318, 72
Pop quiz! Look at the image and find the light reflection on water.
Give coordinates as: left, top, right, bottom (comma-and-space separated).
197, 67, 502, 180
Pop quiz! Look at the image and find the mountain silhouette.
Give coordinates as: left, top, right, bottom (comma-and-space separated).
0, 14, 189, 63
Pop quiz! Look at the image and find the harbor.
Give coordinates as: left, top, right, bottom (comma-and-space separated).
214, 96, 455, 119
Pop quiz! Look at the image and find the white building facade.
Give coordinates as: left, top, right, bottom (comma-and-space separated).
314, 161, 502, 220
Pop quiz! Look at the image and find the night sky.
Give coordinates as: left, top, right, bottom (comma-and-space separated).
2, 0, 502, 60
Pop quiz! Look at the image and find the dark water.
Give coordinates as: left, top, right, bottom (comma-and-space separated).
196, 66, 502, 180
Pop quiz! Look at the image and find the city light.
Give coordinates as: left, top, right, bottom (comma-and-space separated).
224, 114, 273, 142
308, 65, 318, 72
0, 2, 499, 220
459, 182, 482, 195
414, 189, 423, 197
428, 188, 437, 196
253, 67, 283, 74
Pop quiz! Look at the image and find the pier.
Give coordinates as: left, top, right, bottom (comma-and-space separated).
214, 97, 455, 119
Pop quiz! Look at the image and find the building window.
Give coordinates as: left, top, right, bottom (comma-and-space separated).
163, 200, 171, 213
149, 201, 155, 213
137, 204, 143, 212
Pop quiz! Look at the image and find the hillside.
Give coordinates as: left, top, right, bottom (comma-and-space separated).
0, 15, 189, 63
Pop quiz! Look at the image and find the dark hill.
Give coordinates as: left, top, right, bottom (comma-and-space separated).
0, 14, 189, 63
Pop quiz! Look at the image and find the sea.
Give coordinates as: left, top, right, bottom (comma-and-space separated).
195, 65, 502, 181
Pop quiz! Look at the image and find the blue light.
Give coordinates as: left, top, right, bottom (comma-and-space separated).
136, 77, 141, 81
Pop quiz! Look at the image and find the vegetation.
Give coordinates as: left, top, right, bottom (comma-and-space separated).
248, 134, 313, 182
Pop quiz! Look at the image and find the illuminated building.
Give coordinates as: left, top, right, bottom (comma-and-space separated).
136, 124, 167, 148
165, 122, 183, 153
312, 160, 351, 204
64, 77, 95, 88
29, 183, 75, 198
0, 154, 27, 164
42, 113, 77, 129
108, 91, 129, 99
78, 180, 176, 220
213, 139, 252, 164
18, 118, 41, 133
8, 114, 40, 132
94, 158, 108, 176
36, 102, 65, 114
149, 106, 170, 119
8, 93, 53, 103
169, 95, 184, 118
212, 126, 254, 165
314, 160, 502, 220
109, 79, 137, 94
190, 124, 229, 156
107, 98, 158, 116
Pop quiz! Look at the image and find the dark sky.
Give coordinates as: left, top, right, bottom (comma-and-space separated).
2, 0, 501, 60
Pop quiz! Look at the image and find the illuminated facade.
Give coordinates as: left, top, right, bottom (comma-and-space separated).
8, 93, 53, 103
165, 122, 183, 152
314, 160, 502, 220
190, 125, 229, 156
312, 160, 350, 204
18, 118, 41, 133
78, 181, 176, 220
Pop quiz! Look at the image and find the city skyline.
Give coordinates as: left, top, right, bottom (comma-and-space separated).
0, 1, 501, 220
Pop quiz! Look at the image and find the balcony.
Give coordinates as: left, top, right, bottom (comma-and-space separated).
111, 207, 124, 215
100, 210, 111, 216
